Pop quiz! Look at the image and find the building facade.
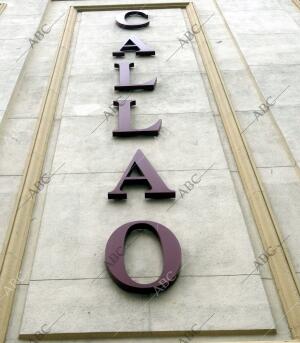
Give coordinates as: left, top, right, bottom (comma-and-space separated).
1, 0, 300, 342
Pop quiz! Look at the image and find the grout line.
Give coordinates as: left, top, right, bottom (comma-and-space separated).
29, 273, 263, 283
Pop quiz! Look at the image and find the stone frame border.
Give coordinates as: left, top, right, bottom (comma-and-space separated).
0, 1, 300, 341
293, 0, 300, 9
0, 3, 6, 15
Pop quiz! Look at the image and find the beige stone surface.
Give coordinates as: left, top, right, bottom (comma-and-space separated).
52, 114, 227, 174
62, 72, 211, 117
30, 170, 259, 280
20, 276, 274, 337
71, 41, 201, 75
20, 5, 274, 335
237, 33, 300, 66
0, 118, 36, 175
220, 10, 299, 34
0, 0, 48, 118
271, 106, 300, 167
0, 176, 21, 254
259, 167, 300, 273
7, 75, 48, 118
77, 9, 186, 45
236, 111, 295, 168
1, 0, 298, 341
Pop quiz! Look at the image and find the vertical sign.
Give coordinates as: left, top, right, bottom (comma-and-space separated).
105, 10, 182, 294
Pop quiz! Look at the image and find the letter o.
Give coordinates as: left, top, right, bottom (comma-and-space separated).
105, 221, 181, 294
115, 10, 150, 30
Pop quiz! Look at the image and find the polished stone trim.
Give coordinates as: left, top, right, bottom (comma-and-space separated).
0, 3, 7, 15
293, 0, 300, 9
